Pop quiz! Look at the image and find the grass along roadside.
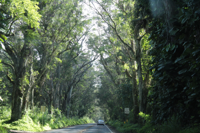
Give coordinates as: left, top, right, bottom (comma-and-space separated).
0, 106, 94, 133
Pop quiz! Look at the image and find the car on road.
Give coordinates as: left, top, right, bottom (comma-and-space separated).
97, 120, 105, 125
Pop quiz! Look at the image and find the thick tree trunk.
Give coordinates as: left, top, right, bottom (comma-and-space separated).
11, 70, 27, 121
10, 31, 31, 121
11, 79, 27, 121
11, 83, 23, 121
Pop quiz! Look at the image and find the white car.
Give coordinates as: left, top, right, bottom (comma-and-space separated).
97, 120, 105, 125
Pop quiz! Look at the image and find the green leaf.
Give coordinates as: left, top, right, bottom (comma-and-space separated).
124, 63, 129, 70
166, 45, 170, 52
192, 49, 200, 56
174, 56, 183, 63
1, 35, 7, 40
55, 57, 62, 63
169, 28, 179, 35
178, 69, 187, 74
0, 38, 4, 43
181, 17, 188, 24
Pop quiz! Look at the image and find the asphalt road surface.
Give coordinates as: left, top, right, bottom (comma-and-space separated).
42, 123, 113, 133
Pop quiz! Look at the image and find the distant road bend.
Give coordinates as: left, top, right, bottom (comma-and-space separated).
43, 123, 113, 133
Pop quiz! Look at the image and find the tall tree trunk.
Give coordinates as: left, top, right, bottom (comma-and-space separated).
134, 25, 144, 114
50, 72, 55, 109
28, 62, 34, 109
143, 70, 150, 113
67, 86, 73, 117
10, 31, 31, 122
62, 84, 67, 113
54, 64, 61, 109
132, 67, 139, 123
59, 83, 63, 110
48, 93, 52, 114
10, 58, 29, 121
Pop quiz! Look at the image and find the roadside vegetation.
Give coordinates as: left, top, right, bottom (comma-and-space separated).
0, 106, 94, 132
107, 117, 200, 133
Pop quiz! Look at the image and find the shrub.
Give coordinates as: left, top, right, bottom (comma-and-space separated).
108, 120, 140, 133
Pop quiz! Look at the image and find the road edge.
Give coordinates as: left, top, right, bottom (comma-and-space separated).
105, 124, 113, 133
106, 124, 121, 133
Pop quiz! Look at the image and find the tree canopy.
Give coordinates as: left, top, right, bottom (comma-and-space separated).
1, 0, 200, 132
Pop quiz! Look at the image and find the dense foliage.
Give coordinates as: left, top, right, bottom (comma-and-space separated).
149, 0, 200, 125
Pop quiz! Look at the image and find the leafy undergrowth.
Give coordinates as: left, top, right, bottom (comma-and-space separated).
0, 106, 94, 133
107, 120, 141, 133
107, 112, 200, 133
138, 121, 200, 133
108, 119, 200, 133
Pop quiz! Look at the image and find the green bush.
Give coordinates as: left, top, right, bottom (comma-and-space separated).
108, 120, 140, 133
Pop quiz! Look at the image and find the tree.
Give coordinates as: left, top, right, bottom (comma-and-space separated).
0, 0, 41, 122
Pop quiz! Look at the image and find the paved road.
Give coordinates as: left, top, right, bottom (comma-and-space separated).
42, 123, 112, 133
82, 124, 112, 133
